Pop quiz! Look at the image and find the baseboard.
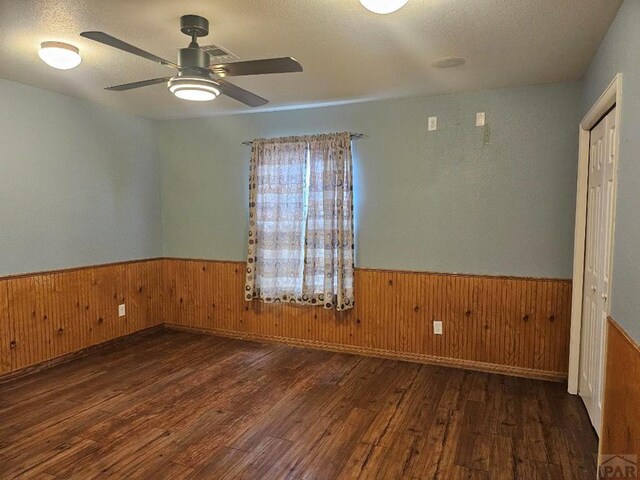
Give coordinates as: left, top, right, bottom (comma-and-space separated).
0, 325, 163, 384
164, 323, 567, 382
0, 322, 567, 384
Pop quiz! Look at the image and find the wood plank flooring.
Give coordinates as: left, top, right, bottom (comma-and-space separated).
0, 330, 598, 479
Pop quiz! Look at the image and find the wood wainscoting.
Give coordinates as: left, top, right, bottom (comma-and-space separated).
162, 259, 572, 381
0, 259, 163, 378
0, 258, 573, 382
600, 318, 640, 461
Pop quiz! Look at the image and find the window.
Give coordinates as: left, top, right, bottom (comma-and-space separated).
244, 132, 355, 310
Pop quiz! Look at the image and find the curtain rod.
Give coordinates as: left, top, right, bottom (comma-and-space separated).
242, 133, 365, 146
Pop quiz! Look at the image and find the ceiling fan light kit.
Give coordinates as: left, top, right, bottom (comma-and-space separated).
79, 14, 302, 107
168, 76, 221, 101
359, 0, 408, 14
38, 41, 82, 70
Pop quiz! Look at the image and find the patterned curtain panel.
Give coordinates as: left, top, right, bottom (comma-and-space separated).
245, 132, 355, 310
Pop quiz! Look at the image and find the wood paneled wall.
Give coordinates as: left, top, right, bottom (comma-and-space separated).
0, 259, 163, 377
600, 318, 640, 460
0, 258, 572, 381
162, 259, 572, 380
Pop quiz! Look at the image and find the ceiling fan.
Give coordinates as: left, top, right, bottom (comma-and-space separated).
80, 14, 303, 107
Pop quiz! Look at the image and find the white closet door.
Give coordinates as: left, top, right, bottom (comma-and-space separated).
579, 106, 617, 434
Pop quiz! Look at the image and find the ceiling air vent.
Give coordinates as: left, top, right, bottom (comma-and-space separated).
200, 44, 238, 63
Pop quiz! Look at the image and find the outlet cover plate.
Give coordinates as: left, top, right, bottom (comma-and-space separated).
118, 304, 126, 317
433, 320, 443, 335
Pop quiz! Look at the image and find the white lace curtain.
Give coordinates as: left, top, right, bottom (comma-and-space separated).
244, 132, 355, 310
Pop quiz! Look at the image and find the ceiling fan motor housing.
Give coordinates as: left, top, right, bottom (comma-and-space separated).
178, 47, 210, 73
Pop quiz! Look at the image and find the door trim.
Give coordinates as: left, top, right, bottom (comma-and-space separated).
568, 73, 622, 395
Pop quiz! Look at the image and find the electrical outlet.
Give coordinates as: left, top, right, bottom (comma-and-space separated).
428, 116, 438, 131
433, 320, 443, 335
476, 112, 486, 127
118, 304, 126, 317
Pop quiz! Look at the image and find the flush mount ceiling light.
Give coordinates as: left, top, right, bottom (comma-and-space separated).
431, 56, 466, 69
167, 75, 221, 101
38, 41, 82, 70
359, 0, 408, 14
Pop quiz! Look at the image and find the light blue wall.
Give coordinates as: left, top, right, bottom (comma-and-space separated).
0, 78, 162, 276
0, 77, 583, 282
583, 0, 640, 342
157, 82, 581, 278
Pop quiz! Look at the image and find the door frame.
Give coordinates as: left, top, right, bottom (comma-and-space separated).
567, 73, 622, 395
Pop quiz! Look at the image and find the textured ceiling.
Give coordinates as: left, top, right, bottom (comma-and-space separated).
0, 0, 622, 119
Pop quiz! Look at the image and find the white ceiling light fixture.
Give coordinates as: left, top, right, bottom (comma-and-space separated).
359, 0, 408, 14
38, 41, 82, 70
167, 75, 221, 102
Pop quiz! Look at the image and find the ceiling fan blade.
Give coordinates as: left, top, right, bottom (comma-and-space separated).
211, 57, 303, 77
217, 79, 268, 107
80, 31, 178, 69
105, 77, 172, 91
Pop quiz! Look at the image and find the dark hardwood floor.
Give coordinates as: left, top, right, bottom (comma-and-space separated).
0, 330, 598, 479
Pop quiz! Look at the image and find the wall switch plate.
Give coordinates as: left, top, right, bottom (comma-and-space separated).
476, 112, 486, 127
118, 304, 126, 317
433, 320, 443, 335
428, 116, 438, 131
